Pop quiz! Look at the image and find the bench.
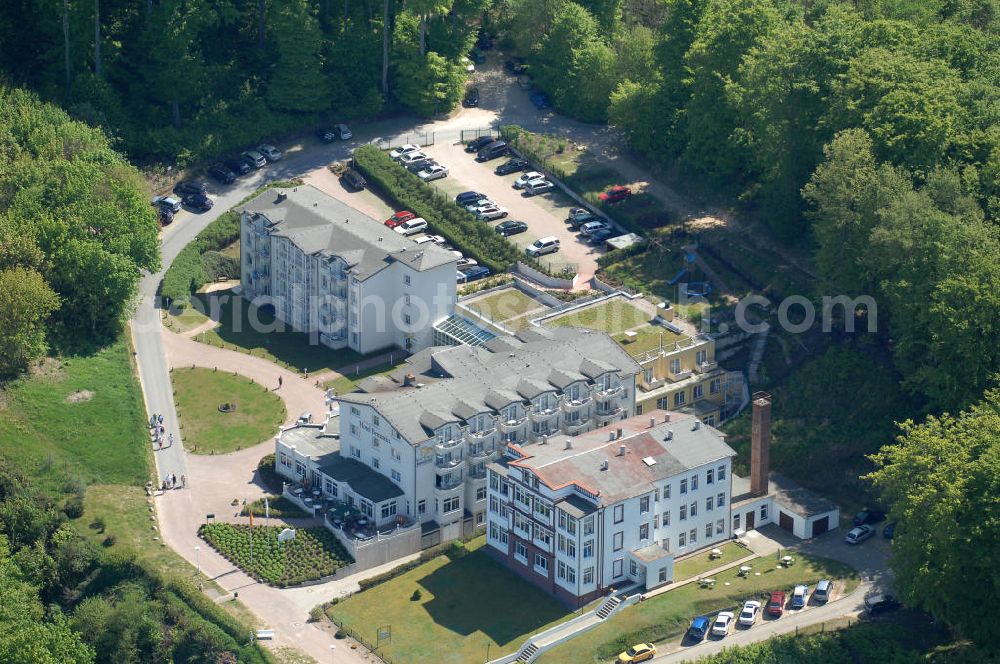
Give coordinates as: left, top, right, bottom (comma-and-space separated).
255, 629, 275, 640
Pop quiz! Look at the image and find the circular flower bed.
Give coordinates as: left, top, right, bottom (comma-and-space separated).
218, 402, 237, 413
199, 523, 354, 587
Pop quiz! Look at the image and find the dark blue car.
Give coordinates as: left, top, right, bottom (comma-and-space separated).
456, 266, 491, 284
455, 191, 487, 206
688, 616, 710, 641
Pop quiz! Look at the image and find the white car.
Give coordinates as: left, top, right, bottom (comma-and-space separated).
738, 600, 761, 626
390, 144, 420, 159
428, 235, 448, 245
335, 124, 352, 140
257, 144, 283, 162
711, 612, 734, 637
580, 220, 611, 236
457, 257, 478, 269
466, 199, 496, 213
399, 151, 428, 166
514, 171, 544, 189
476, 206, 509, 221
394, 217, 428, 236
525, 236, 560, 257
414, 235, 436, 245
418, 165, 449, 181
523, 179, 554, 196
151, 195, 182, 212
791, 584, 810, 609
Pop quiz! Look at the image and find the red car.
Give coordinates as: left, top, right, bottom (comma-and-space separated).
766, 590, 786, 617
385, 210, 416, 228
599, 185, 632, 203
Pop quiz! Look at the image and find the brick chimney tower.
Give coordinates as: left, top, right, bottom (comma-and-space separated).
750, 391, 772, 497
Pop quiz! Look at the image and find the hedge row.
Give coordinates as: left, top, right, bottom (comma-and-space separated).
160, 179, 304, 309
352, 145, 521, 274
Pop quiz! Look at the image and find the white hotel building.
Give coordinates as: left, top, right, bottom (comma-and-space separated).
485, 410, 736, 607
240, 185, 457, 354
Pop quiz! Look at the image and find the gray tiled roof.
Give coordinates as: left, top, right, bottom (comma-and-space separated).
241, 185, 455, 281
316, 455, 404, 503
339, 327, 641, 444
511, 411, 736, 505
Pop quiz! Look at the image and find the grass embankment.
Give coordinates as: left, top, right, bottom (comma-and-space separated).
540, 552, 859, 664
546, 297, 650, 335
465, 288, 547, 325
172, 367, 286, 454
327, 537, 574, 664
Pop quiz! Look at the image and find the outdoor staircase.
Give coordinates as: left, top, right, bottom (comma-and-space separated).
596, 595, 622, 619
515, 643, 539, 662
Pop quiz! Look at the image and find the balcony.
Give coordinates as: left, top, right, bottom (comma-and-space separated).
595, 405, 624, 419
563, 419, 590, 435
595, 384, 623, 400
672, 370, 693, 381
695, 361, 718, 374
435, 437, 464, 453
529, 407, 560, 423
561, 397, 591, 412
468, 444, 496, 460
435, 454, 465, 470
435, 473, 464, 492
499, 416, 527, 433
466, 426, 496, 440
469, 465, 487, 480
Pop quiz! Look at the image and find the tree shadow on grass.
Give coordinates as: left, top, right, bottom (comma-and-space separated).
419, 550, 570, 646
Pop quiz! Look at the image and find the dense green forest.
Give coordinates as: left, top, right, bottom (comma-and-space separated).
0, 0, 486, 164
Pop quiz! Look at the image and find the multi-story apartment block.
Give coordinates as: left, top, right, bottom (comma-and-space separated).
629, 332, 738, 426
485, 410, 736, 607
275, 326, 641, 546
240, 185, 457, 354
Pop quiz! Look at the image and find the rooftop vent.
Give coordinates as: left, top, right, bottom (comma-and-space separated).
664, 413, 671, 423
564, 439, 573, 450
649, 417, 656, 429
403, 373, 416, 387
600, 459, 609, 471
540, 435, 548, 445
616, 427, 623, 440
693, 420, 701, 431
618, 444, 627, 457
275, 192, 287, 203
642, 456, 657, 467
665, 430, 673, 441
608, 432, 616, 442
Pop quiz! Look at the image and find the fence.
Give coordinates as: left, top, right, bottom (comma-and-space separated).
371, 132, 436, 151
459, 127, 499, 144
513, 261, 574, 289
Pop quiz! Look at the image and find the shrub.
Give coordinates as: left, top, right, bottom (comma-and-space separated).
102, 535, 117, 547
63, 495, 84, 519
201, 250, 239, 282
410, 589, 422, 601
255, 454, 284, 493
352, 145, 521, 274
308, 606, 325, 622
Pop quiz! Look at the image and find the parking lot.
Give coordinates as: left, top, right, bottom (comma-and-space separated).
416, 140, 605, 285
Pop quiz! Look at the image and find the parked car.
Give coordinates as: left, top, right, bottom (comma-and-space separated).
495, 220, 528, 236
580, 220, 611, 236
414, 235, 437, 246
456, 265, 491, 283
385, 211, 416, 228
405, 158, 437, 173
616, 643, 656, 663
853, 509, 886, 525
465, 199, 497, 214
864, 592, 900, 615
465, 136, 496, 153
158, 207, 175, 225
182, 192, 213, 212
476, 140, 508, 162
463, 87, 480, 108
334, 124, 352, 140
738, 600, 761, 627
514, 171, 545, 189
523, 179, 554, 196
588, 228, 616, 244
525, 236, 560, 257
152, 195, 182, 213
225, 156, 252, 175
257, 144, 283, 162
316, 127, 337, 143
814, 579, 833, 603
342, 169, 367, 190
530, 92, 551, 109
390, 144, 421, 160
208, 163, 236, 184
505, 57, 527, 75
394, 217, 428, 236
456, 256, 478, 270
399, 151, 428, 166
599, 185, 632, 203
174, 179, 207, 196
568, 213, 603, 230
883, 521, 897, 539
475, 206, 509, 221
241, 150, 267, 169
845, 524, 875, 545
687, 616, 710, 641
711, 612, 734, 637
418, 164, 449, 182
455, 191, 488, 206
567, 207, 594, 222
495, 158, 529, 175
791, 585, 809, 609
767, 590, 786, 617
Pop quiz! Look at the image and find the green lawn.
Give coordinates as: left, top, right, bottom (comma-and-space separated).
322, 359, 406, 395
614, 324, 690, 358
540, 553, 859, 664
328, 538, 575, 664
465, 288, 547, 323
547, 298, 650, 335
0, 340, 149, 495
193, 290, 367, 374
672, 541, 748, 580
164, 302, 212, 334
172, 367, 286, 454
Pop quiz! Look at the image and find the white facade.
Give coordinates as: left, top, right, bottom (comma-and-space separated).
240, 186, 456, 354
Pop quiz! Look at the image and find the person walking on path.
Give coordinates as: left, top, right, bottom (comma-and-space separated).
168, 432, 174, 447
278, 375, 283, 389
180, 474, 187, 488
